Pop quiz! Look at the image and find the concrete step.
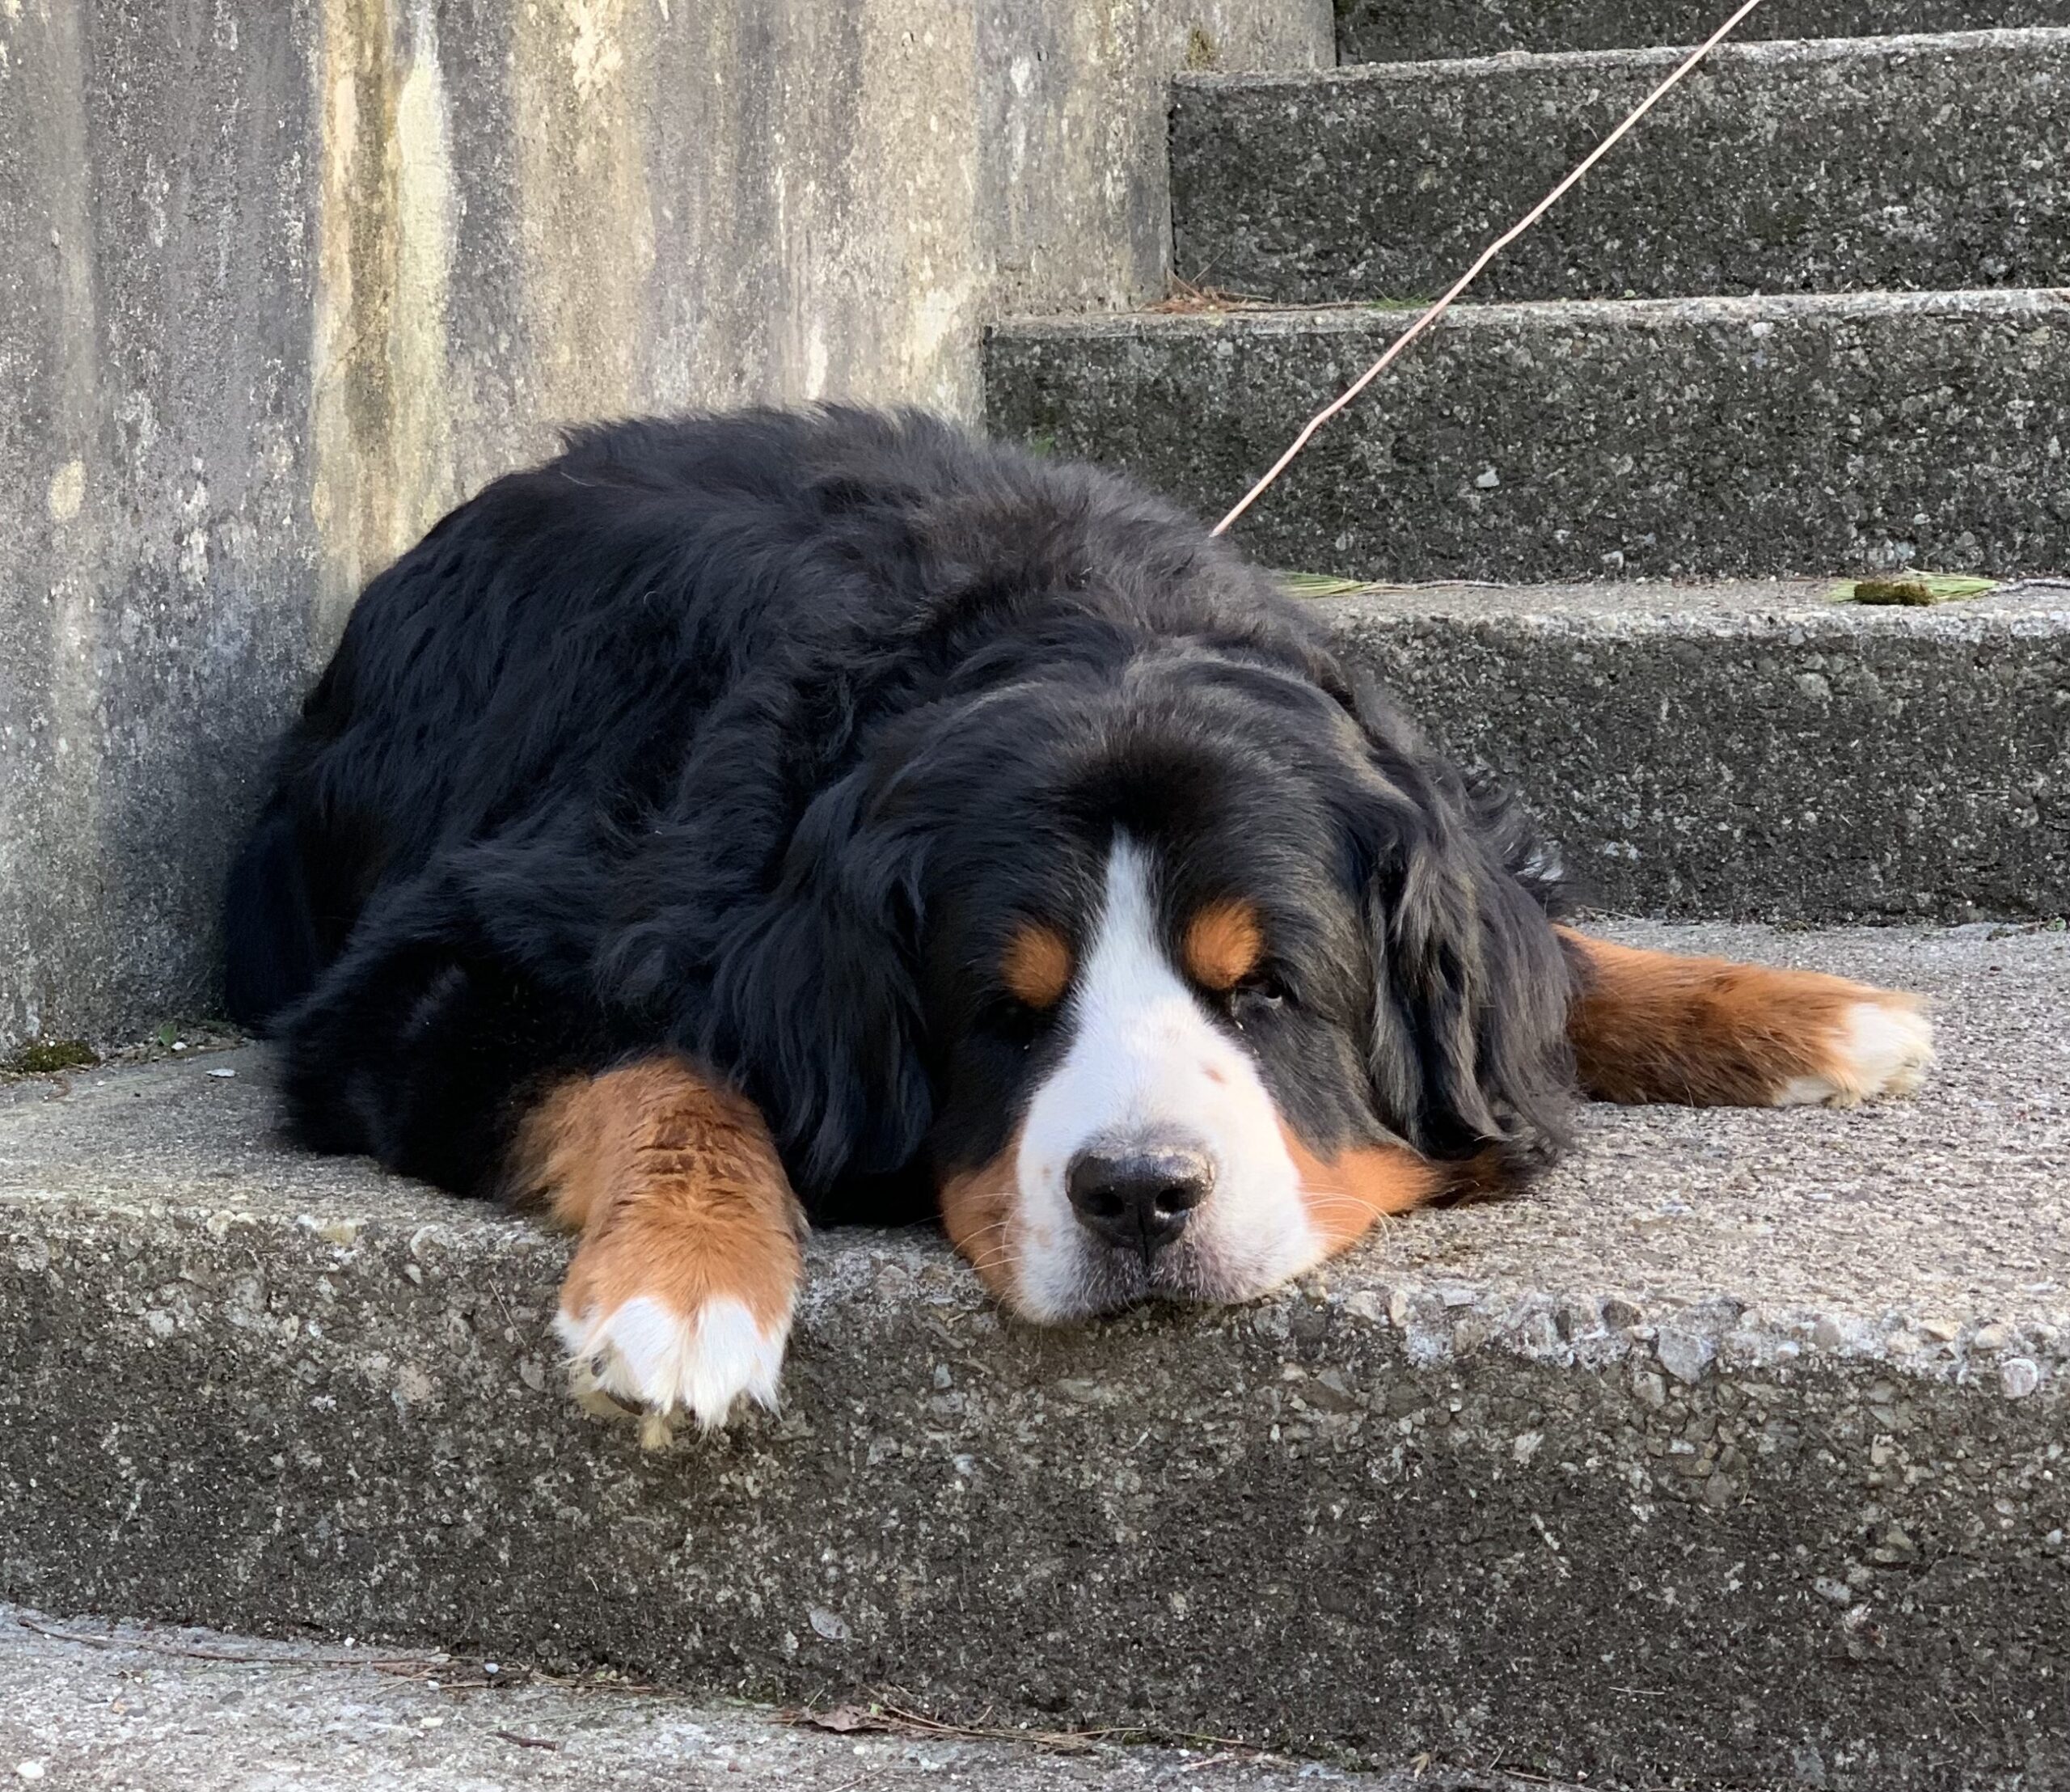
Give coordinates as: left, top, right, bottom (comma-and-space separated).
1337, 0, 2070, 62
3, 1602, 1503, 1792
3, 920, 2068, 1790
1174, 31, 2070, 305
1316, 578, 2070, 923
982, 289, 2070, 583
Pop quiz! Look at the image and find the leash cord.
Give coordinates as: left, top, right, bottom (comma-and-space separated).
1210, 0, 1772, 537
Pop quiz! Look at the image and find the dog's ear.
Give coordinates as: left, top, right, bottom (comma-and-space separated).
699, 769, 935, 1191
1346, 691, 1574, 1169
601, 766, 932, 1195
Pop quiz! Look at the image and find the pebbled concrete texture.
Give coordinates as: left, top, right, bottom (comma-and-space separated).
1319, 579, 2070, 922
2, 923, 2068, 1790
1175, 31, 2070, 305
1336, 0, 2070, 61
0, 0, 1331, 1056
0, 1604, 1491, 1792
984, 289, 2070, 583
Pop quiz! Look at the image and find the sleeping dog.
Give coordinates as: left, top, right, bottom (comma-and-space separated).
225, 408, 1933, 1434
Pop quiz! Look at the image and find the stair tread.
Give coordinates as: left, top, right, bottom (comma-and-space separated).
1173, 30, 2070, 306
986, 289, 2070, 585
1307, 573, 2070, 619
5, 922, 2065, 1329
1317, 584, 2070, 923
1215, 23, 2070, 82
0, 1596, 1460, 1790
1003, 284, 2070, 331
1336, 0, 2070, 63
5, 925, 2063, 1776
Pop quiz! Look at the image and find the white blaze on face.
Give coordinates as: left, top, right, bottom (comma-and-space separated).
1009, 836, 1323, 1319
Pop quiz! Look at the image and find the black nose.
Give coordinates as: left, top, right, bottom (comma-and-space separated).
1066, 1145, 1215, 1261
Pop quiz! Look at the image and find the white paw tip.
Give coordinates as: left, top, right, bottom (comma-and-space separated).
556, 1294, 788, 1431
1777, 1000, 1935, 1107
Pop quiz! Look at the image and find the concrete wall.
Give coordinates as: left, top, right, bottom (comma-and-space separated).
0, 0, 1331, 1052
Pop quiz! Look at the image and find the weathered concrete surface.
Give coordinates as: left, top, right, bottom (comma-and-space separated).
2, 1604, 1496, 1792
0, 2, 325, 1065
1176, 32, 2070, 303
0, 0, 1332, 1056
3, 923, 2067, 1790
1336, 0, 2070, 61
1318, 579, 2070, 922
984, 289, 2070, 583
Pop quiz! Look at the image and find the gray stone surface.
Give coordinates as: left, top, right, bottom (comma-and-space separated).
1317, 579, 2070, 921
1336, 0, 2070, 61
0, 1, 325, 1063
0, 0, 1332, 1056
3, 923, 2068, 1790
983, 289, 2070, 582
1176, 31, 2070, 304
2, 1604, 1486, 1792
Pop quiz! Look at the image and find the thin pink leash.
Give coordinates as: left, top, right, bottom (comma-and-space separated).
1210, 0, 1772, 538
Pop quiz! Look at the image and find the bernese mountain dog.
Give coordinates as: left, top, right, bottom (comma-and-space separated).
224, 407, 1935, 1438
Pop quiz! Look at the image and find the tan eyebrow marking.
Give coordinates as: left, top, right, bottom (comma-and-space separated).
1001, 921, 1073, 1011
1182, 898, 1265, 992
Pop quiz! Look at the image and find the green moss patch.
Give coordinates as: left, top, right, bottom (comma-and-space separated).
6, 1039, 100, 1075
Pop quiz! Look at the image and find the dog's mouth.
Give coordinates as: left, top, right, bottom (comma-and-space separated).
1071, 1245, 1189, 1317
1028, 1228, 1299, 1321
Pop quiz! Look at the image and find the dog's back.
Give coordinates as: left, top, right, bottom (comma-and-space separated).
222, 405, 1312, 1036
223, 408, 982, 1030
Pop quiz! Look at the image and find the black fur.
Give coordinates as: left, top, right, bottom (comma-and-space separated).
226, 407, 1575, 1219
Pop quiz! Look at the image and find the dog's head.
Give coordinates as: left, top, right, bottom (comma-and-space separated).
712, 623, 1574, 1322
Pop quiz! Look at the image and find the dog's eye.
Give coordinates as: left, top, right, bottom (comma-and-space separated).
985, 992, 1055, 1047
1224, 972, 1289, 1028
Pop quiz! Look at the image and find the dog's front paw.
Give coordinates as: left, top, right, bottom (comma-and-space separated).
1776, 993, 1935, 1107
551, 1198, 800, 1445
556, 1291, 791, 1444
513, 1059, 806, 1446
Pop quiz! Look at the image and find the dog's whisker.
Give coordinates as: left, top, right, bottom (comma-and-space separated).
961, 1244, 1020, 1282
